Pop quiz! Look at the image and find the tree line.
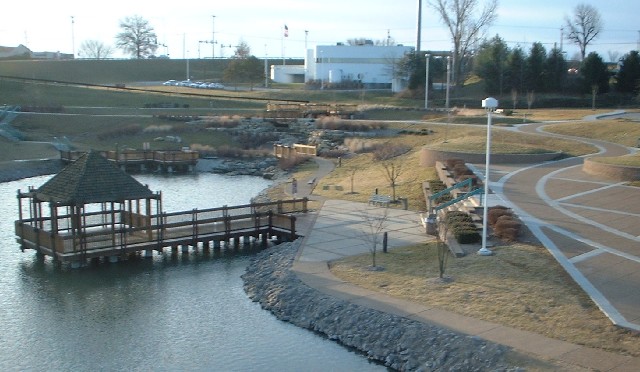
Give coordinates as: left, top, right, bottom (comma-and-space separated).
399, 1, 639, 105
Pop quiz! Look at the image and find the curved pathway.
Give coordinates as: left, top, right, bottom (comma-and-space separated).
491, 119, 640, 331
290, 147, 640, 369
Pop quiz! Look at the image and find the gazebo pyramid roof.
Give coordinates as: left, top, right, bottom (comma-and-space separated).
35, 151, 153, 204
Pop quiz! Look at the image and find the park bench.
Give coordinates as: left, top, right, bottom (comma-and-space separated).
369, 194, 391, 206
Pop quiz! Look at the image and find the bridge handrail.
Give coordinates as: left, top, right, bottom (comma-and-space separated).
428, 178, 473, 201
433, 188, 484, 213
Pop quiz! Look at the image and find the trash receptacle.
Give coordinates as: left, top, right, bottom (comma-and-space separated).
426, 214, 438, 236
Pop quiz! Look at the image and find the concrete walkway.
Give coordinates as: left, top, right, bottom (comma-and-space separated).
285, 132, 640, 370
291, 200, 640, 371
490, 121, 640, 331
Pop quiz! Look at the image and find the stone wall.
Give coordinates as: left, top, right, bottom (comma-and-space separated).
242, 240, 530, 371
420, 147, 562, 167
583, 158, 640, 181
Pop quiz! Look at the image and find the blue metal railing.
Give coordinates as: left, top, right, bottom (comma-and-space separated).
428, 178, 473, 202
433, 187, 483, 213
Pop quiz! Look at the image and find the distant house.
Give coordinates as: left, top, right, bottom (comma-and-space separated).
0, 44, 73, 60
0, 44, 32, 59
270, 42, 414, 90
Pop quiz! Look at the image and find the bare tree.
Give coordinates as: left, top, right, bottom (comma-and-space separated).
374, 143, 409, 202
223, 40, 264, 90
348, 166, 358, 194
115, 15, 157, 59
382, 161, 402, 202
78, 40, 114, 59
232, 40, 252, 58
564, 3, 603, 61
359, 205, 389, 268
430, 0, 498, 86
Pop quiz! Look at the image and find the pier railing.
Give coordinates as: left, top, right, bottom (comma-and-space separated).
60, 150, 199, 165
15, 198, 307, 260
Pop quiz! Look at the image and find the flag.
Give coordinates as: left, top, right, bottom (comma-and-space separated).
284, 25, 289, 37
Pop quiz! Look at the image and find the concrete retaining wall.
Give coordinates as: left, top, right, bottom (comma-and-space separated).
420, 148, 562, 167
583, 158, 640, 181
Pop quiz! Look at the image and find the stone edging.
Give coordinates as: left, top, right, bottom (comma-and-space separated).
583, 157, 640, 181
420, 147, 562, 167
242, 240, 520, 371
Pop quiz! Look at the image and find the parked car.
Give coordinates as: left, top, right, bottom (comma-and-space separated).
162, 80, 177, 86
207, 82, 225, 89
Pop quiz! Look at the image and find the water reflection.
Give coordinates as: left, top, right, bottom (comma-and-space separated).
1, 173, 384, 371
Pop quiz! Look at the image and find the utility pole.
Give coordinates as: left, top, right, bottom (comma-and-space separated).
445, 56, 451, 110
560, 26, 564, 53
70, 16, 75, 58
424, 54, 430, 109
416, 0, 422, 52
265, 44, 269, 88
212, 15, 216, 59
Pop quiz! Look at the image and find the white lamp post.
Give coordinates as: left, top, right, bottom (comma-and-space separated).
424, 53, 430, 109
479, 97, 498, 256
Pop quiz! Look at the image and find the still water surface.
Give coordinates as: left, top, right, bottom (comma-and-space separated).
0, 173, 383, 371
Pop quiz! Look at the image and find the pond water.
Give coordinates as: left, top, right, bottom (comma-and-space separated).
0, 173, 384, 371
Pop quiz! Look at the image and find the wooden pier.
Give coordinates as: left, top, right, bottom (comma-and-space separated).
60, 149, 199, 173
15, 198, 308, 267
15, 150, 307, 268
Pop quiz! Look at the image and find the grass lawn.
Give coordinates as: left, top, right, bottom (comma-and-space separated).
543, 119, 640, 148
590, 153, 640, 166
329, 243, 640, 357
0, 138, 59, 161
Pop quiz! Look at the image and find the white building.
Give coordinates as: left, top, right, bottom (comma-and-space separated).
271, 42, 414, 89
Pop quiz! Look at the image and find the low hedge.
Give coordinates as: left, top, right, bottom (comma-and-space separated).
444, 210, 481, 244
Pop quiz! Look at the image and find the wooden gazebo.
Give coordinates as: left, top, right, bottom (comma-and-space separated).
15, 151, 162, 266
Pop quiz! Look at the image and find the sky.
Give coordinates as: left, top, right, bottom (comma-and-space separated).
2, 0, 638, 61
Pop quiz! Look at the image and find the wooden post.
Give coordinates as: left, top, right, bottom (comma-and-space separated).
290, 215, 296, 241
383, 231, 388, 253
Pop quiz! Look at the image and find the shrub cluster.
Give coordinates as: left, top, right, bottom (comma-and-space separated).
427, 179, 452, 204
315, 116, 387, 131
444, 210, 480, 244
97, 124, 142, 140
445, 158, 478, 187
305, 79, 363, 90
488, 206, 521, 242
320, 148, 350, 158
204, 115, 243, 128
398, 128, 432, 135
278, 153, 310, 170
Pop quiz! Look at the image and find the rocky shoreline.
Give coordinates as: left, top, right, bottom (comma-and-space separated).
0, 156, 285, 183
242, 240, 524, 371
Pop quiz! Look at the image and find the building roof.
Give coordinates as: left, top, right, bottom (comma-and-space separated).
35, 151, 154, 204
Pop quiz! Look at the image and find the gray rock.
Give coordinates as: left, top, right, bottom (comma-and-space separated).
242, 240, 524, 371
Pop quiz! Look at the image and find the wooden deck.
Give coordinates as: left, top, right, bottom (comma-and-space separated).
15, 199, 308, 266
60, 150, 199, 173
